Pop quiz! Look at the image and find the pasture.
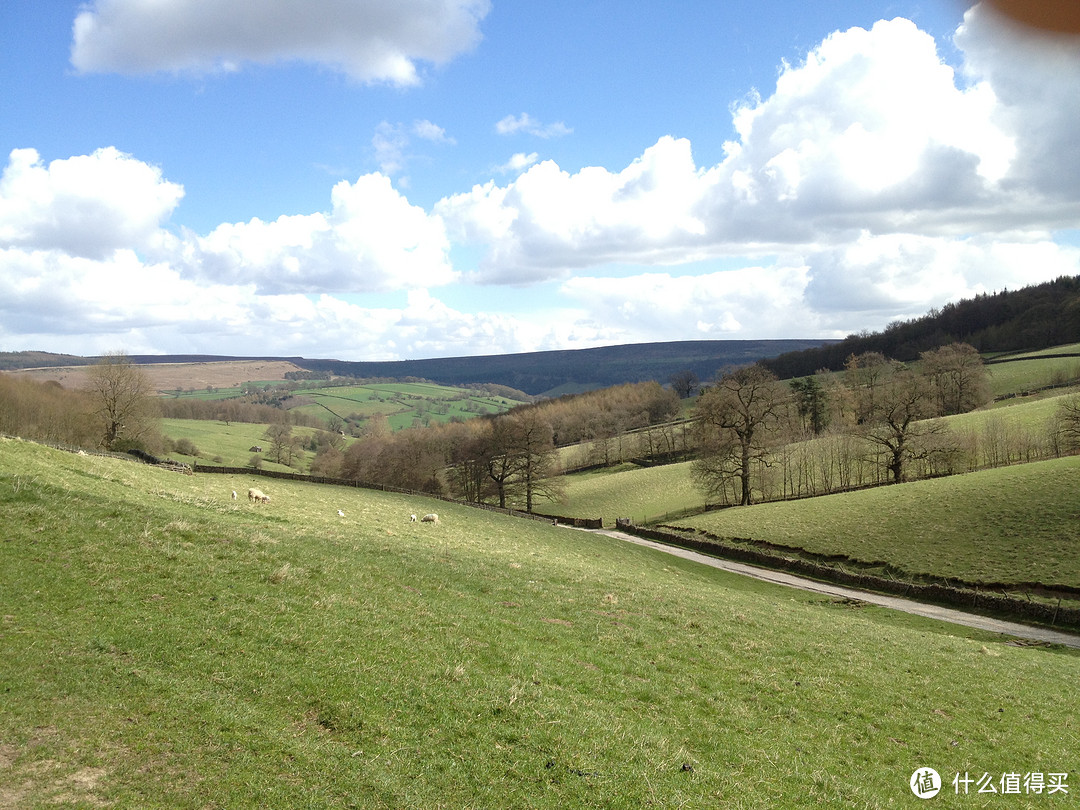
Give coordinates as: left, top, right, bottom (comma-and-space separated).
286, 381, 527, 430
985, 352, 1080, 398
2, 437, 1078, 807
671, 455, 1080, 590
554, 390, 1078, 525
160, 418, 330, 471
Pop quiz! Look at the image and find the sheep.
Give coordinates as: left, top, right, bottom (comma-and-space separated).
420, 513, 439, 524
337, 510, 345, 517
231, 490, 238, 500
248, 487, 270, 504
410, 514, 417, 522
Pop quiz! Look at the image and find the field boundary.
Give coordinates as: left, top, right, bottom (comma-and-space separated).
615, 523, 1080, 632
192, 463, 558, 523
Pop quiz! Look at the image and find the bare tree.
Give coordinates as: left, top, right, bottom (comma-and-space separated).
506, 408, 563, 512
859, 362, 951, 483
669, 369, 700, 399
919, 342, 991, 416
844, 351, 889, 425
84, 351, 158, 450
692, 365, 784, 506
1055, 394, 1080, 454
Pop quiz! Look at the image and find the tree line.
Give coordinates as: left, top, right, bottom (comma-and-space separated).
762, 275, 1080, 378
692, 342, 1080, 507
5, 347, 1079, 517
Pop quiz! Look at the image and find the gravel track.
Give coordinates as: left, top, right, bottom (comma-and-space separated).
586, 528, 1080, 649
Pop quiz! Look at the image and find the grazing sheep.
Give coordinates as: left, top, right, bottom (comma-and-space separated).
337, 510, 345, 517
231, 490, 238, 500
410, 514, 417, 522
420, 513, 439, 524
248, 487, 270, 504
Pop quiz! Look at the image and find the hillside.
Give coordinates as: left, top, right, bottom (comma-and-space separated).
2, 437, 1078, 807
762, 275, 1080, 378
1, 340, 831, 397
293, 340, 831, 395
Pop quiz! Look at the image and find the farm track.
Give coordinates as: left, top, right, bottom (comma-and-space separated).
586, 528, 1080, 649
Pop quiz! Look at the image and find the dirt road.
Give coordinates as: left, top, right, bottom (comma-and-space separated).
588, 528, 1080, 650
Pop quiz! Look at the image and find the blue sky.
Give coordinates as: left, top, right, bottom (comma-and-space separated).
1, 1, 1078, 361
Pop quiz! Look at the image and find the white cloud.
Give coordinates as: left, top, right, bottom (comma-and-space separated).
7, 7, 1080, 362
802, 232, 1080, 327
185, 173, 457, 294
70, 0, 491, 85
372, 120, 455, 177
955, 4, 1080, 209
438, 136, 711, 281
560, 266, 818, 343
495, 113, 573, 139
440, 13, 1080, 285
0, 147, 183, 260
497, 152, 539, 174
412, 120, 454, 144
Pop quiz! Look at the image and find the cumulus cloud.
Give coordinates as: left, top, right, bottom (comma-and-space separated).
184, 173, 457, 294
438, 136, 711, 281
440, 12, 1080, 285
8, 6, 1079, 361
955, 4, 1080, 209
0, 147, 183, 260
560, 266, 815, 343
70, 0, 491, 84
495, 113, 573, 139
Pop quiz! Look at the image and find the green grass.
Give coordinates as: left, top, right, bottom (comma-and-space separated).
2, 437, 1079, 807
551, 461, 705, 525
290, 382, 527, 430
555, 392, 1076, 526
986, 356, 1080, 397
161, 381, 284, 400
160, 418, 330, 471
671, 455, 1080, 589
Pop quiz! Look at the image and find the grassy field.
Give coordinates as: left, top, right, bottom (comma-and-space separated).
547, 461, 704, 525
2, 437, 1078, 807
288, 382, 527, 430
160, 418, 329, 471
986, 354, 1080, 398
670, 455, 1080, 590
554, 391, 1076, 525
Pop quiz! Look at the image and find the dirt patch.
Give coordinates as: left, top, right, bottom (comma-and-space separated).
8, 360, 305, 395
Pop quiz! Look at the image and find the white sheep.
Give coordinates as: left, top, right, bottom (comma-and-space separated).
420, 513, 439, 524
248, 487, 270, 504
410, 514, 417, 522
337, 509, 345, 517
231, 490, 238, 500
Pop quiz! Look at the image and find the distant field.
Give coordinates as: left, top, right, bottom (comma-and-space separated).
2, 437, 1078, 807
160, 418, 331, 471
161, 382, 281, 400
549, 461, 703, 525
986, 354, 1080, 397
9, 360, 304, 394
555, 392, 1075, 526
289, 381, 526, 430
671, 455, 1080, 590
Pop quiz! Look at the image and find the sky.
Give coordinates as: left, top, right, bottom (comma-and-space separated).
1, 1, 1079, 362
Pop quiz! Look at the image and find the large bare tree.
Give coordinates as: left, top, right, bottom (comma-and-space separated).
919, 342, 991, 416
859, 362, 954, 483
692, 365, 784, 506
84, 351, 158, 451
